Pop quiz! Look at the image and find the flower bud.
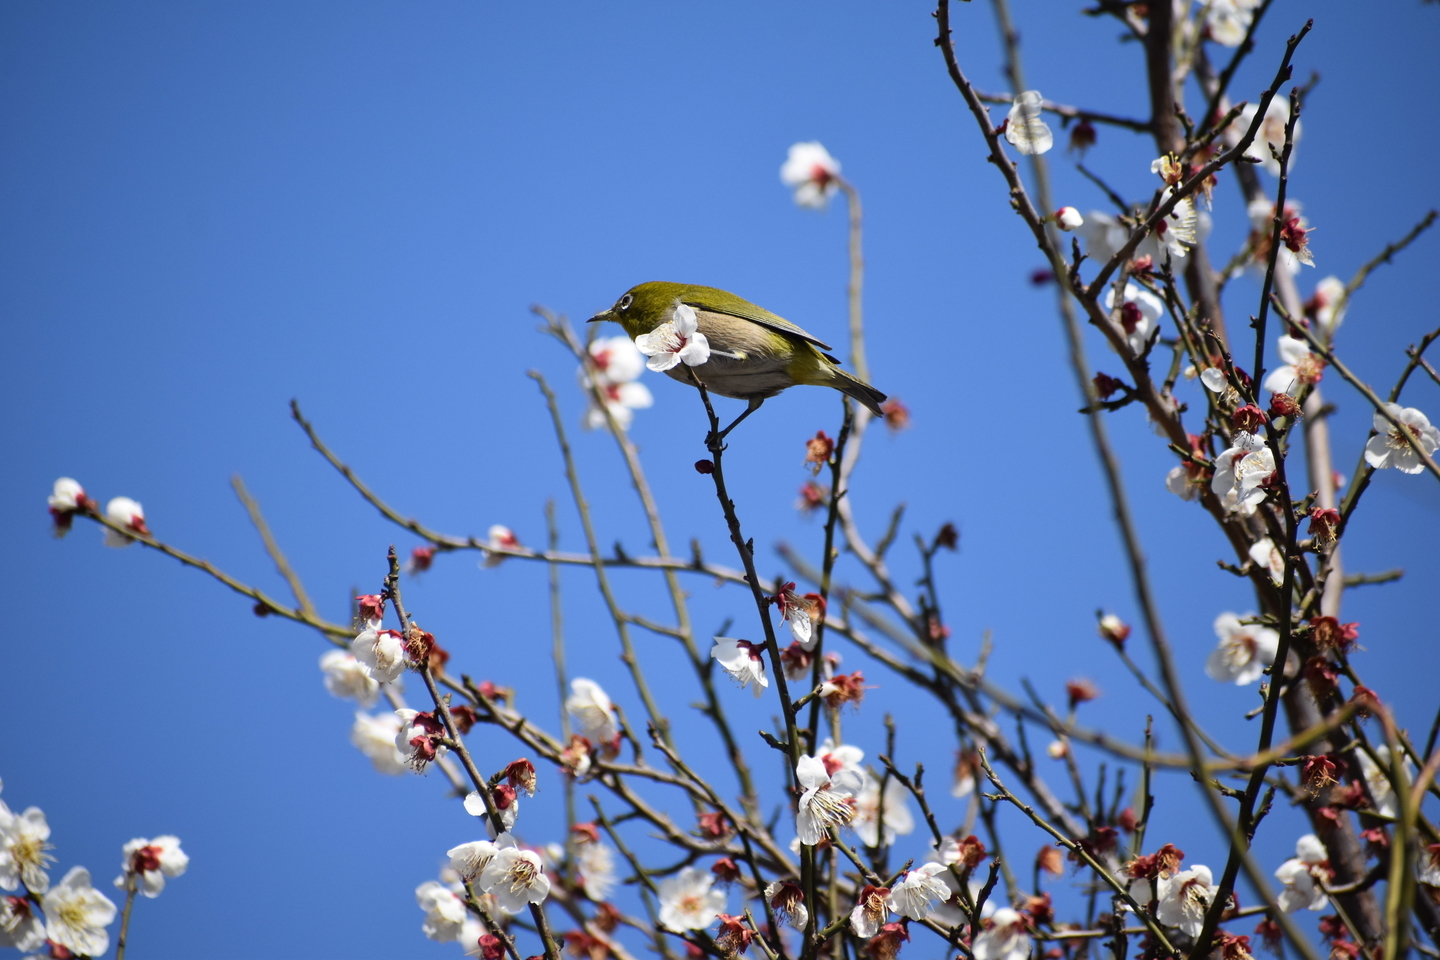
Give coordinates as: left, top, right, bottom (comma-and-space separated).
1068, 119, 1096, 154
1065, 678, 1100, 709
1097, 613, 1130, 648
407, 545, 436, 574
1055, 206, 1084, 231
1093, 372, 1125, 400
694, 459, 714, 475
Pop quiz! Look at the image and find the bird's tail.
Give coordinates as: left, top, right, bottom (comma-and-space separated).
831, 367, 887, 418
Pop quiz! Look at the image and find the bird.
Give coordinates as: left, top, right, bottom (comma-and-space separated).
587, 281, 886, 440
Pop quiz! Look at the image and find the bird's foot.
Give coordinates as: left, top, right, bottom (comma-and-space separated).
704, 429, 728, 455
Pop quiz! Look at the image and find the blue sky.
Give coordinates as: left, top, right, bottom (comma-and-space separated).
3, 2, 1437, 957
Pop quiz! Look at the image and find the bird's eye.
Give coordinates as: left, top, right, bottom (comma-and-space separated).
618, 294, 634, 311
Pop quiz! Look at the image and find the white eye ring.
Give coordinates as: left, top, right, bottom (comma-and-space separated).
618, 294, 634, 311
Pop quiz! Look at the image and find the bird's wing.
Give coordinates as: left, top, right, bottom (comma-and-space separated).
680, 287, 835, 353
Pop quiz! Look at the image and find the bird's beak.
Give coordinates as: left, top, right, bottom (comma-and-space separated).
587, 310, 613, 324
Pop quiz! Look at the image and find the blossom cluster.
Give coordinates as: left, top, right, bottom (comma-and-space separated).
1, 781, 186, 957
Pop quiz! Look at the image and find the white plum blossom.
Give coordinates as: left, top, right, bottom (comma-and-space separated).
41, 867, 116, 958
816, 739, 865, 780
1364, 403, 1440, 474
416, 879, 467, 941
1156, 865, 1218, 936
575, 839, 617, 901
1004, 91, 1053, 155
1077, 210, 1129, 263
47, 478, 88, 513
1247, 199, 1310, 275
795, 754, 862, 845
1418, 846, 1440, 888
1200, 367, 1229, 394
114, 836, 188, 897
764, 880, 808, 931
1237, 97, 1300, 177
1156, 188, 1198, 260
1206, 0, 1261, 46
102, 496, 146, 547
464, 789, 519, 832
566, 678, 619, 748
887, 863, 951, 921
1055, 206, 1084, 231
972, 907, 1033, 960
1311, 276, 1347, 332
1263, 336, 1325, 396
582, 336, 653, 431
479, 835, 551, 914
351, 624, 406, 683
394, 709, 448, 773
926, 838, 995, 928
1206, 613, 1279, 686
483, 524, 520, 568
710, 637, 769, 697
447, 839, 498, 883
1166, 465, 1200, 502
780, 141, 841, 209
0, 801, 53, 893
852, 773, 915, 848
0, 891, 44, 951
849, 885, 891, 938
1248, 538, 1285, 587
1356, 746, 1414, 820
635, 304, 711, 372
1103, 283, 1165, 356
657, 866, 725, 931
1275, 835, 1330, 912
320, 650, 381, 707
1212, 433, 1274, 515
350, 711, 408, 775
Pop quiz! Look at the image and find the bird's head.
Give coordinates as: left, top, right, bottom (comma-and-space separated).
587, 281, 690, 339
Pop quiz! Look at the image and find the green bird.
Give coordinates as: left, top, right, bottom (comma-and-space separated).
587, 281, 887, 438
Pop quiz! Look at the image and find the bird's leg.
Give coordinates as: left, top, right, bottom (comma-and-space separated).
710, 397, 764, 449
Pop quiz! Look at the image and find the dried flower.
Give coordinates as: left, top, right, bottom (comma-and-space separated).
804, 431, 835, 474
881, 398, 911, 431
1308, 507, 1340, 545
820, 671, 867, 711
714, 913, 754, 956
